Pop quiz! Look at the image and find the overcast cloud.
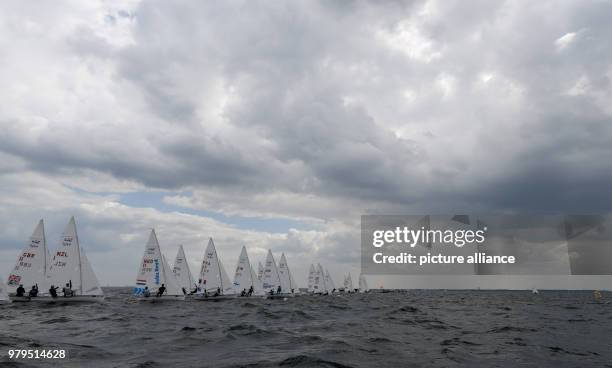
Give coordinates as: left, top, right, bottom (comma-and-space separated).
1, 0, 611, 287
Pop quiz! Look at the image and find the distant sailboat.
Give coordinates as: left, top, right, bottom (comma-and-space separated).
134, 229, 184, 301
263, 250, 285, 298
0, 277, 9, 304
278, 253, 297, 295
233, 246, 262, 297
343, 273, 354, 293
324, 269, 335, 293
359, 274, 369, 293
307, 264, 316, 293
257, 261, 264, 281
172, 245, 196, 293
7, 220, 49, 301
195, 238, 236, 300
47, 217, 104, 302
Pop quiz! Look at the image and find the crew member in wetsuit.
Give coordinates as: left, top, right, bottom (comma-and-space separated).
156, 284, 166, 297
143, 286, 151, 297
16, 284, 25, 297
49, 285, 59, 298
240, 289, 246, 297
29, 285, 39, 297
182, 287, 187, 295
214, 287, 220, 297
247, 285, 254, 296
277, 285, 282, 294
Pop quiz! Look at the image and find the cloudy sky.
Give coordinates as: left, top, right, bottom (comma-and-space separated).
1, 0, 611, 287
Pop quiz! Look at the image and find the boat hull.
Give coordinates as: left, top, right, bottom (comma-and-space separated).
136, 295, 186, 302
192, 294, 237, 301
10, 295, 105, 303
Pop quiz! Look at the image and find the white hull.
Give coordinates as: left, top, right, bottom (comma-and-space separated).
266, 293, 294, 300
10, 295, 104, 303
192, 294, 237, 301
136, 295, 185, 302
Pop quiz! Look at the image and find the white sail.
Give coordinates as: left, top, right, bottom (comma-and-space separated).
262, 250, 282, 293
251, 265, 264, 295
325, 269, 335, 291
289, 265, 297, 293
0, 276, 8, 302
312, 263, 324, 293
233, 246, 257, 293
307, 264, 316, 292
134, 229, 182, 296
172, 245, 195, 291
198, 238, 235, 295
278, 253, 296, 293
344, 273, 354, 291
359, 274, 368, 292
47, 217, 103, 296
257, 262, 264, 280
318, 264, 328, 292
7, 219, 48, 294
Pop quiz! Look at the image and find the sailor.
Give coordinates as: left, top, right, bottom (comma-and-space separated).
240, 289, 246, 297
247, 285, 254, 296
291, 288, 295, 294
28, 285, 39, 297
277, 285, 282, 294
49, 285, 59, 298
16, 284, 25, 297
269, 288, 274, 296
143, 286, 151, 297
62, 283, 74, 297
182, 287, 187, 295
214, 287, 221, 297
156, 284, 166, 297
191, 284, 198, 295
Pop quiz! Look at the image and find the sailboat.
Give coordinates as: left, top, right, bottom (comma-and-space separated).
172, 245, 196, 293
307, 264, 316, 293
257, 261, 264, 281
262, 250, 285, 299
46, 217, 105, 303
359, 274, 369, 293
134, 229, 184, 301
324, 269, 335, 293
278, 253, 297, 296
343, 273, 354, 293
7, 219, 50, 302
194, 238, 236, 301
233, 246, 263, 297
0, 277, 9, 304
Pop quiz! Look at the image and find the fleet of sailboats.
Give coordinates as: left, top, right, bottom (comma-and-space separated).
3, 218, 372, 306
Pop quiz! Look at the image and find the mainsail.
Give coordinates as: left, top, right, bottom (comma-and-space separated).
278, 253, 296, 293
262, 250, 281, 293
325, 269, 335, 291
7, 219, 48, 294
359, 274, 369, 292
307, 264, 316, 292
233, 246, 258, 293
48, 217, 103, 296
198, 238, 235, 295
134, 229, 181, 296
317, 264, 328, 293
344, 272, 354, 291
172, 245, 195, 291
257, 262, 264, 280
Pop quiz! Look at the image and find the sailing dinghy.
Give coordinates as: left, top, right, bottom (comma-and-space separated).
343, 273, 355, 293
359, 274, 369, 293
134, 229, 184, 302
194, 238, 236, 301
278, 253, 297, 296
324, 269, 336, 293
46, 217, 105, 303
262, 250, 287, 299
172, 245, 196, 294
233, 246, 263, 297
7, 220, 51, 302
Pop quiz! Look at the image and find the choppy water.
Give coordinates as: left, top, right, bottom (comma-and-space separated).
1, 288, 611, 367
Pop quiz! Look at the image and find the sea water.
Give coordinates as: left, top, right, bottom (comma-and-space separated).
0, 288, 610, 367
